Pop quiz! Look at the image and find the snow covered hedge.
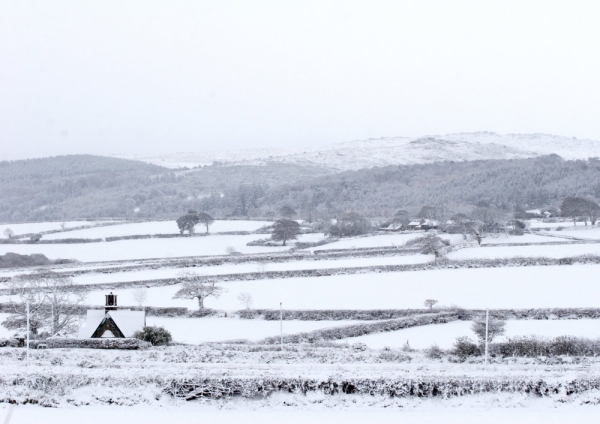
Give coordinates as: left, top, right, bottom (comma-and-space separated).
249, 309, 438, 321
46, 337, 151, 349
493, 336, 600, 357
168, 376, 600, 400
261, 313, 457, 344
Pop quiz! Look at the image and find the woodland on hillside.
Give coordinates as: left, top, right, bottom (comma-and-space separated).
1, 154, 599, 223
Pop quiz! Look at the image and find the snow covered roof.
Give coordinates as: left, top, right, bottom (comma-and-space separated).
79, 310, 145, 338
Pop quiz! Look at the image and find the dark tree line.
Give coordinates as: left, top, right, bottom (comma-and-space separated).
3, 154, 600, 223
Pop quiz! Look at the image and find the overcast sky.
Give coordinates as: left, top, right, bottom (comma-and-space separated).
1, 0, 599, 161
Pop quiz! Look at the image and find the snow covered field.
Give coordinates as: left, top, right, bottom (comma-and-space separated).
310, 233, 464, 251
545, 227, 600, 240
448, 243, 600, 260
61, 254, 433, 287
43, 220, 273, 239
142, 317, 378, 344
0, 221, 112, 237
343, 319, 600, 349
76, 264, 600, 310
3, 402, 600, 424
480, 233, 567, 244
0, 233, 323, 262
527, 219, 574, 229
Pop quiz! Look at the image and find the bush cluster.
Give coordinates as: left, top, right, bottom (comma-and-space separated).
495, 336, 600, 357
133, 326, 172, 346
46, 337, 150, 349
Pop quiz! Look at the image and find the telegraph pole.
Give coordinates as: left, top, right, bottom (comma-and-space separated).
26, 301, 30, 367
485, 309, 489, 365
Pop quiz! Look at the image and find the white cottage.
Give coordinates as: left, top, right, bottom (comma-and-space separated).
79, 293, 146, 338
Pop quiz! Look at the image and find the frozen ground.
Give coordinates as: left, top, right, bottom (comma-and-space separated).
2, 402, 600, 424
343, 319, 600, 349
0, 221, 112, 237
73, 264, 600, 310
0, 234, 322, 262
43, 220, 273, 239
448, 243, 600, 260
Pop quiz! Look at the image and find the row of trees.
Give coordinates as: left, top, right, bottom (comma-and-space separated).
176, 210, 215, 235
2, 271, 87, 337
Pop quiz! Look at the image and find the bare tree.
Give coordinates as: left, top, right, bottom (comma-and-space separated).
133, 287, 148, 307
172, 272, 226, 310
237, 292, 253, 309
3, 228, 14, 239
471, 315, 506, 345
2, 270, 88, 336
424, 299, 438, 310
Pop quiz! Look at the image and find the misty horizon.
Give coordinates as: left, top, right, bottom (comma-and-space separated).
2, 0, 600, 161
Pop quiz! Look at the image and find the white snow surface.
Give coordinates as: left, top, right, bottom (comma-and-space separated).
0, 233, 321, 262
310, 233, 463, 251
448, 243, 600, 260
65, 254, 433, 286
119, 132, 600, 171
344, 319, 600, 350
145, 317, 376, 344
0, 221, 112, 237
43, 220, 273, 239
544, 227, 600, 240
527, 219, 574, 229
76, 264, 600, 310
479, 233, 567, 244
3, 402, 600, 424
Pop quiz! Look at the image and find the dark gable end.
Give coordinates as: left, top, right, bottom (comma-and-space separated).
91, 314, 126, 338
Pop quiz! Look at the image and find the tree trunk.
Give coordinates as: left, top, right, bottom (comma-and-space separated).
52, 310, 59, 335
198, 296, 204, 309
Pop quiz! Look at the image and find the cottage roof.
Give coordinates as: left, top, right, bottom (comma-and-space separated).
79, 310, 145, 338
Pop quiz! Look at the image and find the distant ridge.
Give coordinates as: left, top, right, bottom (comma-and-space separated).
116, 132, 600, 171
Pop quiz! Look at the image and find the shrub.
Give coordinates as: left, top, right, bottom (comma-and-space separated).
425, 344, 445, 360
134, 326, 172, 346
452, 336, 481, 358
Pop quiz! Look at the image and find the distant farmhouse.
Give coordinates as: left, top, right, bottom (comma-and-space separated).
79, 293, 145, 338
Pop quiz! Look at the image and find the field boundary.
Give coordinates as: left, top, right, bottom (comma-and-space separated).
17, 254, 600, 293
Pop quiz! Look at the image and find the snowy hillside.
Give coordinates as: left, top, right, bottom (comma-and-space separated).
119, 132, 600, 171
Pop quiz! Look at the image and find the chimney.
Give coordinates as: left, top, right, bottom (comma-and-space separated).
105, 292, 117, 314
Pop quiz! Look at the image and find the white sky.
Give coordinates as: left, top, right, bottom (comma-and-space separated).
1, 0, 599, 161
